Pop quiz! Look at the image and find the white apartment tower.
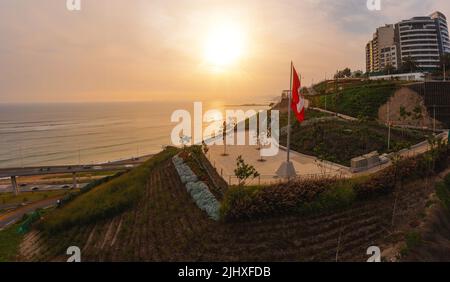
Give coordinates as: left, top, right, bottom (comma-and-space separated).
431, 11, 450, 54
366, 11, 450, 73
396, 15, 442, 70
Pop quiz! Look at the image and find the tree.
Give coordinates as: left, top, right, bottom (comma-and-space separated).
352, 70, 363, 78
412, 106, 423, 127
257, 130, 271, 162
426, 135, 446, 173
441, 53, 450, 80
383, 63, 396, 75
234, 156, 260, 186
201, 140, 209, 155
334, 68, 352, 79
399, 106, 411, 136
401, 57, 418, 73
301, 87, 310, 95
342, 68, 351, 78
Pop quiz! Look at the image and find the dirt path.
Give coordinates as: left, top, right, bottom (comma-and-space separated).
308, 106, 358, 122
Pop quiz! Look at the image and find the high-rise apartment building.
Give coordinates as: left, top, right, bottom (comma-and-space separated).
431, 11, 450, 54
366, 41, 374, 73
396, 16, 442, 70
366, 11, 450, 73
366, 25, 396, 72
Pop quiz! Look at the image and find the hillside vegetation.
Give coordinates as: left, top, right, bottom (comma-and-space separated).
221, 143, 449, 221
17, 142, 450, 262
280, 119, 427, 166
399, 173, 450, 261
309, 80, 405, 119
39, 147, 179, 234
0, 222, 24, 262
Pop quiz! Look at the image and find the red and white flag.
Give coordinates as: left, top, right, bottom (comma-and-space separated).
290, 65, 305, 123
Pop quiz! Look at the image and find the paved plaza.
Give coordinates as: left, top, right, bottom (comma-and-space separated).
207, 143, 350, 185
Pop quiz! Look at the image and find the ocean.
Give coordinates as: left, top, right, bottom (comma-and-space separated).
0, 102, 269, 169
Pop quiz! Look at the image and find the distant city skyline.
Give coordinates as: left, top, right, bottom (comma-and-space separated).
1, 0, 450, 103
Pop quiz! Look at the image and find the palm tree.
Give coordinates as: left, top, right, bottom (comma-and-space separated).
401, 56, 418, 73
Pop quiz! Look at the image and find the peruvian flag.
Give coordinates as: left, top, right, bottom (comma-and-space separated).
291, 65, 305, 123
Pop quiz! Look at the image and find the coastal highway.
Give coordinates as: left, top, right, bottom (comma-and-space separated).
0, 196, 61, 229
0, 183, 88, 193
0, 162, 145, 178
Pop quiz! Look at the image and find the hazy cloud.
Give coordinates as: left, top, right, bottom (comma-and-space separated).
0, 0, 449, 103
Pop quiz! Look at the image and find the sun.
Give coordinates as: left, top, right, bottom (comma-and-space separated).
204, 22, 246, 69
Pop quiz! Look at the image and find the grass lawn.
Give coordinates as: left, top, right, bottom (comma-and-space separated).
0, 190, 72, 206
280, 119, 429, 166
0, 223, 23, 262
309, 80, 405, 119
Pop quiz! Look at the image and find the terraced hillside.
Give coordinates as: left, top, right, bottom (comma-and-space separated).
18, 153, 445, 262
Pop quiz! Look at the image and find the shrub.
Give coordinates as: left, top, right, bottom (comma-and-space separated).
280, 119, 427, 166
234, 156, 260, 186
172, 155, 198, 184
172, 152, 221, 221
405, 231, 422, 250
294, 181, 356, 214
222, 149, 449, 221
186, 181, 220, 221
354, 149, 449, 200
221, 178, 355, 221
436, 174, 450, 210
353, 170, 395, 200
58, 171, 125, 207
445, 173, 450, 187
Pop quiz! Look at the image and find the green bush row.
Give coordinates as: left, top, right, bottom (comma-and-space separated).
220, 178, 356, 221
39, 147, 179, 233
221, 147, 449, 221
436, 173, 450, 210
58, 172, 126, 206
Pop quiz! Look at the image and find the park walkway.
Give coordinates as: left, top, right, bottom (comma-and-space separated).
207, 143, 350, 186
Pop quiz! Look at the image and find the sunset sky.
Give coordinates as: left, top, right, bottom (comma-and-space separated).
1, 0, 449, 103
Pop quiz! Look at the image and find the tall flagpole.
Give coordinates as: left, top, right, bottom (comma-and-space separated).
276, 61, 297, 179
287, 61, 293, 163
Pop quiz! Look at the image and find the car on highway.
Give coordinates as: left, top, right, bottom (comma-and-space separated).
31, 187, 39, 191
61, 185, 71, 189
